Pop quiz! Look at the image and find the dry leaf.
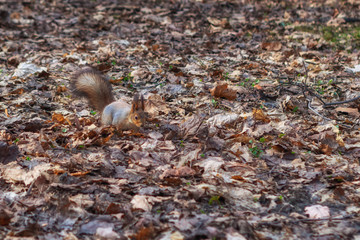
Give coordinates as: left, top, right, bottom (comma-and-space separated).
52, 113, 66, 123
252, 109, 270, 123
335, 107, 360, 117
207, 113, 240, 128
131, 195, 170, 211
160, 166, 196, 179
197, 157, 224, 173
210, 83, 237, 100
261, 42, 282, 51
305, 205, 330, 219
146, 94, 170, 116
96, 227, 120, 239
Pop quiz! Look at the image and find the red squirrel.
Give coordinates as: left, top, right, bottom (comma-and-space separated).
72, 67, 146, 130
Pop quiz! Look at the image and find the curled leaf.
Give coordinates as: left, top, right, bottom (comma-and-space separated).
210, 83, 237, 100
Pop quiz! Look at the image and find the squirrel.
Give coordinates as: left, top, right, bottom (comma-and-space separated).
72, 67, 146, 130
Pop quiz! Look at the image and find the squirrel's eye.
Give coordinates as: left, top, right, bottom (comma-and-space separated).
135, 116, 138, 120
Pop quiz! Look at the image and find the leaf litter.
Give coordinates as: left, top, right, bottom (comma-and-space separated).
1, 0, 360, 239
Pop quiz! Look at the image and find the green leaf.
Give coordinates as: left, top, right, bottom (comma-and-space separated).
209, 195, 221, 205
249, 146, 263, 158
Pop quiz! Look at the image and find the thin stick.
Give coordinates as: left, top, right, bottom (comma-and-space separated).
307, 99, 332, 121
324, 95, 360, 106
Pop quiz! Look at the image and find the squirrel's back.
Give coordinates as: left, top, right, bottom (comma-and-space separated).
72, 67, 115, 111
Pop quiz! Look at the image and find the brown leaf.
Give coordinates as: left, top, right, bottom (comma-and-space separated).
320, 143, 332, 155
207, 113, 240, 130
207, 17, 230, 28
231, 175, 246, 181
253, 84, 262, 90
229, 143, 253, 162
197, 157, 224, 173
146, 94, 170, 116
105, 202, 123, 214
132, 226, 155, 240
210, 83, 237, 100
70, 171, 90, 176
252, 108, 270, 123
131, 195, 171, 211
7, 55, 21, 67
52, 113, 65, 123
0, 208, 12, 226
160, 166, 196, 179
152, 44, 159, 51
261, 41, 282, 51
179, 114, 204, 139
56, 85, 67, 93
0, 141, 19, 164
11, 88, 24, 95
211, 69, 224, 78
335, 107, 360, 117
228, 133, 253, 143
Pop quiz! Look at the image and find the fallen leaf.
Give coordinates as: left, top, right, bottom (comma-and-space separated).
146, 94, 170, 116
79, 220, 114, 235
210, 83, 237, 100
131, 195, 170, 211
207, 17, 229, 28
0, 208, 12, 226
0, 141, 19, 164
252, 109, 270, 123
179, 114, 204, 138
52, 113, 66, 123
13, 62, 48, 77
207, 113, 240, 128
96, 227, 120, 240
197, 157, 224, 173
335, 107, 360, 117
305, 205, 330, 219
131, 226, 156, 240
160, 166, 196, 179
261, 41, 282, 51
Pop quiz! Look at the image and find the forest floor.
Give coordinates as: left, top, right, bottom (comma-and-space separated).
1, 0, 360, 239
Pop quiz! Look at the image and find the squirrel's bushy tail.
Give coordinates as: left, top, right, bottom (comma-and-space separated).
72, 67, 115, 111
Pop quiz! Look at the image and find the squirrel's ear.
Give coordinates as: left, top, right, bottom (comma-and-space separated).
131, 94, 140, 112
140, 94, 145, 111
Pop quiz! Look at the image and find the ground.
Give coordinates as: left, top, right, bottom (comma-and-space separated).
1, 0, 360, 239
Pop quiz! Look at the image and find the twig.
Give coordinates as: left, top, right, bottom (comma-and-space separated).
25, 180, 35, 197
295, 215, 358, 222
133, 80, 167, 90
301, 60, 360, 107
307, 99, 352, 128
307, 99, 332, 121
350, 116, 360, 130
302, 59, 309, 85
323, 95, 360, 106
301, 60, 326, 105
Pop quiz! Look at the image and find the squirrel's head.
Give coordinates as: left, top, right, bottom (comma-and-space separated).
130, 94, 146, 127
